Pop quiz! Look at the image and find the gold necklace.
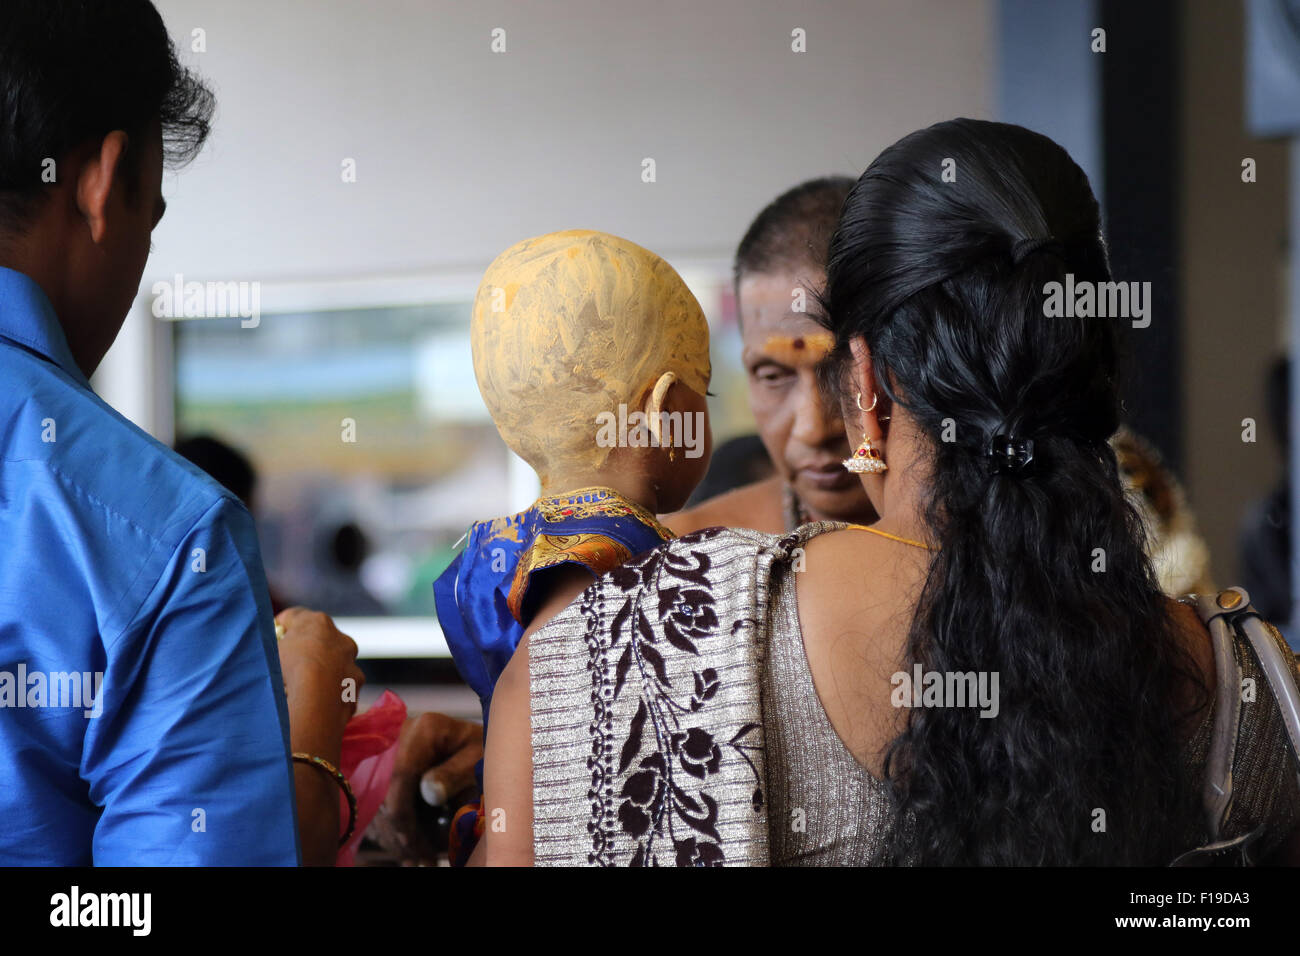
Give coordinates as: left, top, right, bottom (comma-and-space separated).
846, 524, 934, 551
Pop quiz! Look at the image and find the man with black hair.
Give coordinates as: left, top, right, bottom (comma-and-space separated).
668, 177, 877, 533
0, 0, 356, 865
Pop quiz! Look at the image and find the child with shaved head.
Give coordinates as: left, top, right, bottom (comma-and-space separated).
434, 230, 712, 863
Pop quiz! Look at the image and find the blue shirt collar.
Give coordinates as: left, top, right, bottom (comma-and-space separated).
0, 266, 91, 389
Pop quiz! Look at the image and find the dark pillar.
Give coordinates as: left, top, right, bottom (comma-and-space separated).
1099, 0, 1184, 473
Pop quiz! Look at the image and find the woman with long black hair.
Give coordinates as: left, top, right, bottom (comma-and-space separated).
481, 119, 1300, 866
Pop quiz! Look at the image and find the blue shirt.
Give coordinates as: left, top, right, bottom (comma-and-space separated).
0, 267, 300, 865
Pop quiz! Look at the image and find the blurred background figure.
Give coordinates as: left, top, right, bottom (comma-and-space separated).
175, 433, 296, 613
307, 521, 388, 617
174, 434, 256, 507
1112, 428, 1214, 597
1239, 357, 1292, 628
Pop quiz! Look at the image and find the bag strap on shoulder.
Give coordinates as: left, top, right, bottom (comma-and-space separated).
1184, 587, 1300, 842
1184, 590, 1244, 839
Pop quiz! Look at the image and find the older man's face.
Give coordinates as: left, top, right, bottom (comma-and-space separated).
738, 268, 873, 522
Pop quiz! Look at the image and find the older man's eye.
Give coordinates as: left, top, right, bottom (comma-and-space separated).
753, 365, 791, 386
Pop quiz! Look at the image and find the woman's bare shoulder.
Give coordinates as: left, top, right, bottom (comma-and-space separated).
1165, 595, 1220, 734
1166, 596, 1212, 663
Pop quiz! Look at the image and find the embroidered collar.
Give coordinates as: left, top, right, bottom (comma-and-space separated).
536, 485, 674, 540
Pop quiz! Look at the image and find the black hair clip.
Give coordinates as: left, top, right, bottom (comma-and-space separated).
986, 434, 1035, 475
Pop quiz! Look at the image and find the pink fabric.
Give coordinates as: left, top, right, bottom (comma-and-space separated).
336, 689, 407, 866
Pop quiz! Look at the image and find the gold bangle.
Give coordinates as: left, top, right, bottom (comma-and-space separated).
292, 753, 357, 849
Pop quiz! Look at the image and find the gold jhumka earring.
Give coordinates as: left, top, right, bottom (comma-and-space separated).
843, 392, 887, 475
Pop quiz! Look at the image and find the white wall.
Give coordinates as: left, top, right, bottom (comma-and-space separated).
147, 0, 991, 280
98, 0, 993, 428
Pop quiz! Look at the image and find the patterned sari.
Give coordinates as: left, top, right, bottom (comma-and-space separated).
530, 525, 788, 865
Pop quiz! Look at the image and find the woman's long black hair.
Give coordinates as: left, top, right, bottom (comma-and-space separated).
818, 119, 1207, 865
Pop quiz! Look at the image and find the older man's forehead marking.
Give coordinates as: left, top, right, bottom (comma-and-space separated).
760, 332, 833, 366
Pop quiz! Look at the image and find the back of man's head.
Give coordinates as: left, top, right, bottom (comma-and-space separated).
0, 0, 213, 235
0, 1, 214, 376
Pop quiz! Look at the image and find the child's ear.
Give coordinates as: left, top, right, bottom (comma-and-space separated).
643, 371, 677, 446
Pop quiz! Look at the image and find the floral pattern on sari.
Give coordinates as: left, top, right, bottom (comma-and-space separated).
577, 527, 766, 866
